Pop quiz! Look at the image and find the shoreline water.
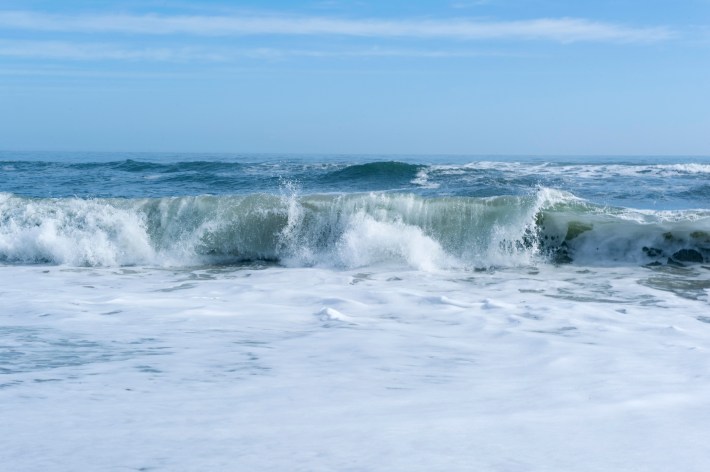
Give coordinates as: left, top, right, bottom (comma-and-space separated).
1, 154, 710, 470
2, 263, 710, 470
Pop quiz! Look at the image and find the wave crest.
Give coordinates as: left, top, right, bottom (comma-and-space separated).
0, 190, 708, 268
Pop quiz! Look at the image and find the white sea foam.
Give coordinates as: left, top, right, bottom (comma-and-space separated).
422, 161, 710, 184
1, 263, 709, 470
0, 190, 708, 268
3, 154, 710, 470
336, 211, 452, 270
0, 195, 155, 265
316, 306, 356, 324
410, 168, 440, 188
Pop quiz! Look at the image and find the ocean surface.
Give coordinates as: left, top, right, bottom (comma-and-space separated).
2, 152, 710, 471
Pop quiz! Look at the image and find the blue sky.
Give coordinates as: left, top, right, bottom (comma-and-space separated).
1, 1, 708, 155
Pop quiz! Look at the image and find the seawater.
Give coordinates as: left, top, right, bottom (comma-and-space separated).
1, 152, 709, 268
2, 153, 710, 471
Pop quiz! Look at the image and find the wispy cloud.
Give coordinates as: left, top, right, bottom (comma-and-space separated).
0, 39, 525, 63
0, 39, 225, 62
0, 10, 673, 43
0, 39, 203, 63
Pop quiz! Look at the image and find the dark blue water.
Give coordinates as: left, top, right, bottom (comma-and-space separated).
2, 152, 709, 210
1, 152, 709, 267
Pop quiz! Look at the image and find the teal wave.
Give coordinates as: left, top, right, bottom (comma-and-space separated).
1, 191, 708, 268
320, 161, 424, 187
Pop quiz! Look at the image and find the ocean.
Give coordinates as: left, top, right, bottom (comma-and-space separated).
2, 152, 710, 471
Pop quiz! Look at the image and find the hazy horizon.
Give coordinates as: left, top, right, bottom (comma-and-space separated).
1, 1, 709, 155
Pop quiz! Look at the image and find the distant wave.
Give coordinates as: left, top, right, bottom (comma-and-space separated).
320, 161, 424, 188
3, 159, 710, 208
421, 161, 710, 182
67, 159, 247, 173
1, 190, 708, 269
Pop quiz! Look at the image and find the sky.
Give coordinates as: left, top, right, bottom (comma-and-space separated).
0, 0, 709, 155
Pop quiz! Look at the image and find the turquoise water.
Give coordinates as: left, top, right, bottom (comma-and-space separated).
1, 152, 709, 267
2, 153, 710, 472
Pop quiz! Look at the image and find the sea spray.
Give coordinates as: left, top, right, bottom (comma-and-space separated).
0, 193, 154, 266
0, 190, 709, 268
4, 153, 710, 472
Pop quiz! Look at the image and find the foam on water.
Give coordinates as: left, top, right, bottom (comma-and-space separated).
0, 193, 155, 266
334, 211, 452, 271
2, 154, 710, 470
1, 188, 709, 268
2, 154, 709, 210
1, 263, 710, 470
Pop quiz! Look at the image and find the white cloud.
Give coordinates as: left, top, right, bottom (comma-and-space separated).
0, 10, 673, 43
0, 39, 527, 63
0, 39, 227, 62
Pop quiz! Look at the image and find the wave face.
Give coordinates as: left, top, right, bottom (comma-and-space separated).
1, 190, 708, 268
319, 161, 424, 190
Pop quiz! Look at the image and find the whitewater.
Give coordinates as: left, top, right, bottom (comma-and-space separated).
2, 152, 710, 471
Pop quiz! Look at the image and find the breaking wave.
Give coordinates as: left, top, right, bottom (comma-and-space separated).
0, 189, 708, 269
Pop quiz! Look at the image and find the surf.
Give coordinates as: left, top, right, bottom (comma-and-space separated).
1, 189, 708, 268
